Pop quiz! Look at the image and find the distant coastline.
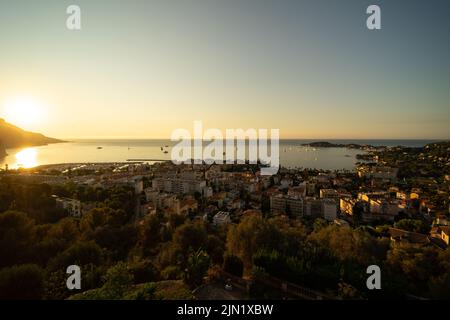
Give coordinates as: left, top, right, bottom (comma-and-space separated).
64, 138, 447, 148
1, 137, 448, 170
301, 141, 381, 150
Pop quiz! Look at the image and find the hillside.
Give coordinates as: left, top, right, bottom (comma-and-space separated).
0, 143, 6, 157
0, 118, 64, 152
67, 280, 193, 300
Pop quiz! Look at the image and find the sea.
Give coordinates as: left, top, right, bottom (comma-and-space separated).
0, 139, 444, 171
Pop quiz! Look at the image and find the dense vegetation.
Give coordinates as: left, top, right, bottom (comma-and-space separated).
0, 176, 450, 300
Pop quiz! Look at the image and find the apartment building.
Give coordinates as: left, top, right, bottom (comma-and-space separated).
270, 194, 304, 217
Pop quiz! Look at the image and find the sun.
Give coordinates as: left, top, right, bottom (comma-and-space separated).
2, 96, 46, 129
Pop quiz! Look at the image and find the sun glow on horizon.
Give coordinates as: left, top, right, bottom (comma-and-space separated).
15, 148, 38, 168
2, 96, 47, 130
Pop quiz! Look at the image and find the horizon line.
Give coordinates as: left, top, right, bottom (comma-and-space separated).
58, 137, 450, 141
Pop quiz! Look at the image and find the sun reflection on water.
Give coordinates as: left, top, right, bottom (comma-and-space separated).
15, 148, 38, 168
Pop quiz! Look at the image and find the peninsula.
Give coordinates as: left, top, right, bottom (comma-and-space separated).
0, 118, 64, 157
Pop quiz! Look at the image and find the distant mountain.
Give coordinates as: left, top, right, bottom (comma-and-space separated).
0, 118, 64, 155
301, 141, 385, 150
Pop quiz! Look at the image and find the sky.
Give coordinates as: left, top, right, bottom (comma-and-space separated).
0, 0, 449, 139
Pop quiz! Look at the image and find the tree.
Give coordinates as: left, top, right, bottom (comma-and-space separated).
223, 255, 244, 277
0, 264, 44, 299
92, 224, 138, 259
394, 219, 430, 234
206, 235, 225, 265
0, 211, 35, 267
168, 212, 186, 231
80, 208, 107, 234
128, 258, 158, 284
98, 262, 134, 299
183, 249, 210, 288
313, 218, 328, 231
386, 243, 440, 295
46, 217, 79, 244
308, 225, 389, 266
124, 283, 156, 300
140, 214, 163, 251
226, 213, 283, 271
70, 262, 134, 300
48, 241, 103, 272
173, 222, 207, 252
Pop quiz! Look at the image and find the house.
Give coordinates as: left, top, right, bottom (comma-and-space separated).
288, 185, 306, 198
356, 165, 398, 181
369, 199, 400, 216
213, 211, 231, 226
340, 198, 357, 216
430, 226, 449, 249
441, 227, 450, 246
433, 215, 450, 226
396, 191, 409, 200
319, 189, 339, 199
53, 195, 82, 217
202, 186, 213, 198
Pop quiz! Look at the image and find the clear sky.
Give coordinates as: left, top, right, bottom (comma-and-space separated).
0, 0, 449, 139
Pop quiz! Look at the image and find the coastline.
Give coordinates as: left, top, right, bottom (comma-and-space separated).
1, 139, 447, 171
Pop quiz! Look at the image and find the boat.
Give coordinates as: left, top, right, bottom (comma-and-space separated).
97, 147, 103, 150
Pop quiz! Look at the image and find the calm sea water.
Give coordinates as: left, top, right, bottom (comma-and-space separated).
0, 139, 443, 170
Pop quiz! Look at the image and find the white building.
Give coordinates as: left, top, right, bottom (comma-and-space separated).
320, 189, 339, 199
202, 186, 213, 198
213, 211, 231, 226
152, 177, 206, 195
112, 175, 143, 194
53, 196, 82, 217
